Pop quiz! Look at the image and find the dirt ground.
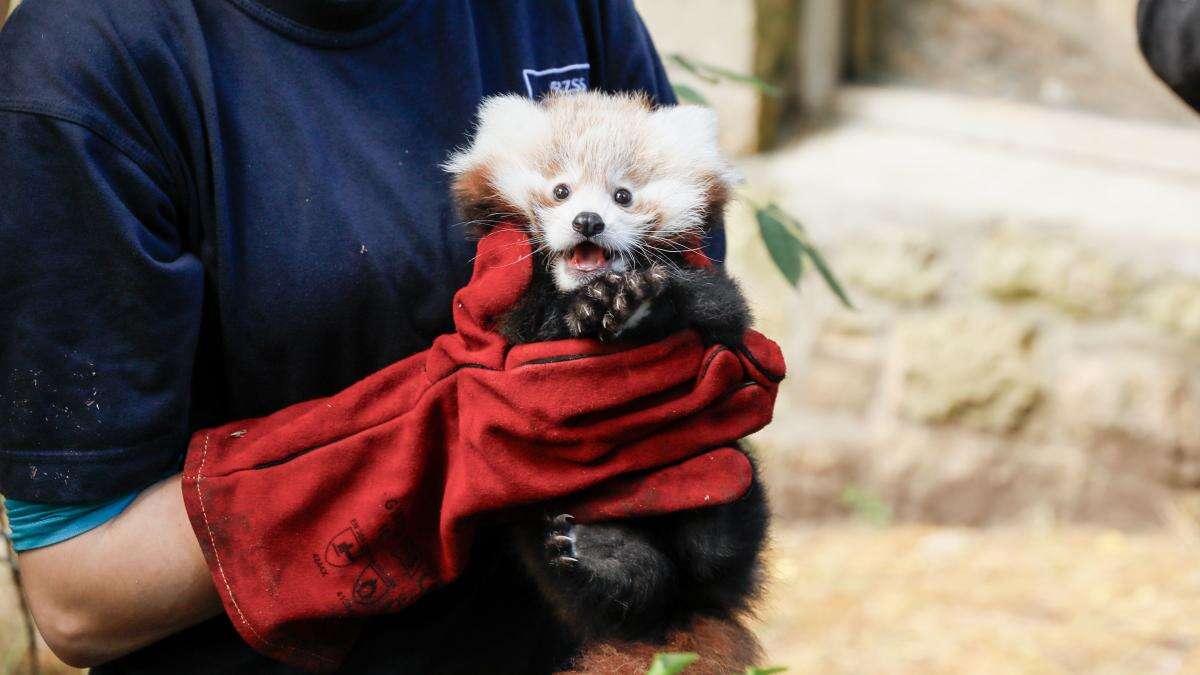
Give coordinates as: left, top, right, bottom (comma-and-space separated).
756, 524, 1200, 675
5, 522, 1200, 674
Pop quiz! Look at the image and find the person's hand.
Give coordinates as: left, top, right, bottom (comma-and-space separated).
180, 226, 784, 671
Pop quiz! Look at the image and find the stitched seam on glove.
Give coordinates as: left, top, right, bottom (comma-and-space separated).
733, 342, 785, 383
709, 381, 759, 406
189, 431, 340, 667
516, 342, 727, 375
187, 373, 464, 479
518, 352, 615, 367
424, 361, 493, 381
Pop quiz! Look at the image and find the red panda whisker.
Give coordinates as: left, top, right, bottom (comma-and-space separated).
627, 242, 676, 270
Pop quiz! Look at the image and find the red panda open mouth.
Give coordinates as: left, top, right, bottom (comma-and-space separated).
566, 242, 612, 273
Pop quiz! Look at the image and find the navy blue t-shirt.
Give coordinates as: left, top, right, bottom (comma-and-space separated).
0, 0, 702, 503
0, 0, 697, 669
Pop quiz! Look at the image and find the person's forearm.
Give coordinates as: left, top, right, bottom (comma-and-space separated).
17, 474, 221, 667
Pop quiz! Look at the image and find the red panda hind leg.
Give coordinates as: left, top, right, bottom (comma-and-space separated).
557, 616, 763, 675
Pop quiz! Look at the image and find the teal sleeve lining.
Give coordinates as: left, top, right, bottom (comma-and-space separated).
3, 491, 141, 551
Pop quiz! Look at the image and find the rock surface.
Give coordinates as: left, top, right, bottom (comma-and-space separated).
734, 88, 1200, 529
892, 310, 1041, 432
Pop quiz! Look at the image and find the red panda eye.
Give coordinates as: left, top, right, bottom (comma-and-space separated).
613, 188, 632, 206
553, 184, 571, 200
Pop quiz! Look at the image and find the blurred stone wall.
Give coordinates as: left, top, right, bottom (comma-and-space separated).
866, 0, 1200, 127
643, 0, 1200, 531
725, 89, 1200, 530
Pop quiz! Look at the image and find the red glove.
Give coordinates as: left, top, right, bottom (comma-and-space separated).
181, 227, 784, 671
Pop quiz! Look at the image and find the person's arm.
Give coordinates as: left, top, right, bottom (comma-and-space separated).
0, 21, 212, 661
0, 106, 211, 663
1137, 0, 1200, 112
17, 475, 221, 667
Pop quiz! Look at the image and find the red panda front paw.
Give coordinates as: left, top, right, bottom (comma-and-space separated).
565, 267, 670, 341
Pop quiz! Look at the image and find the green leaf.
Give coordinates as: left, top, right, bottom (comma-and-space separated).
840, 486, 892, 527
672, 83, 710, 107
754, 204, 804, 287
800, 241, 855, 309
646, 652, 699, 675
668, 54, 721, 84
669, 54, 782, 96
746, 200, 853, 307
762, 202, 798, 231
746, 668, 789, 675
694, 63, 783, 96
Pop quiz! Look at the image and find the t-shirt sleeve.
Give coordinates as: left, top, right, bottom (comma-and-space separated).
1137, 0, 1200, 113
3, 490, 141, 552
592, 0, 679, 107
0, 109, 203, 504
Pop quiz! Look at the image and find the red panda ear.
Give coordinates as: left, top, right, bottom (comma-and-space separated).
450, 163, 503, 234
444, 95, 549, 233
650, 104, 739, 233
651, 104, 721, 156
445, 95, 547, 178
473, 95, 547, 150
701, 174, 732, 233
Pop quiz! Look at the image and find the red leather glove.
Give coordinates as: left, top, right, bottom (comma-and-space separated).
181, 227, 784, 671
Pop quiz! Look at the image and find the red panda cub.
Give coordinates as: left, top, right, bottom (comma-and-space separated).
444, 91, 768, 674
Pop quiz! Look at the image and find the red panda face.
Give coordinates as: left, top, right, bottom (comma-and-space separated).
445, 91, 736, 290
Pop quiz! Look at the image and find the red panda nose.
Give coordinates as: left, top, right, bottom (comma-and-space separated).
572, 212, 605, 238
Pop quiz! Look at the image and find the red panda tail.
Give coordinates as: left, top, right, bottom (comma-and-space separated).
557, 616, 763, 675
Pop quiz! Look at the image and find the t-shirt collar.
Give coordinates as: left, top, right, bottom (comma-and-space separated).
223, 0, 413, 48
250, 0, 400, 31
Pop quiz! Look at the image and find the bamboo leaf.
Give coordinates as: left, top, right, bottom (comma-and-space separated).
669, 54, 782, 96
694, 62, 783, 96
801, 241, 855, 309
755, 204, 805, 287
646, 653, 699, 675
668, 54, 720, 84
763, 202, 800, 232
746, 668, 789, 675
672, 83, 710, 107
750, 200, 853, 308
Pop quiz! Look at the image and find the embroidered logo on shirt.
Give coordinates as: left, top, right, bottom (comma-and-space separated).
522, 63, 591, 99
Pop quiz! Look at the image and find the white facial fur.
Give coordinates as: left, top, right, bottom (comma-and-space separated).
445, 92, 737, 290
